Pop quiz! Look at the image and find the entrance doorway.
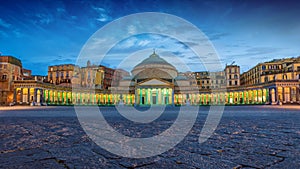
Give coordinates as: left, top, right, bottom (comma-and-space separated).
152, 96, 156, 104
142, 97, 145, 104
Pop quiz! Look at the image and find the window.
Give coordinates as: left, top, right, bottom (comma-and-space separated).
3, 64, 7, 69
229, 81, 232, 86
282, 74, 287, 80
235, 81, 238, 85
56, 72, 59, 78
297, 66, 300, 71
264, 77, 268, 82
234, 75, 238, 79
2, 74, 7, 80
229, 75, 232, 79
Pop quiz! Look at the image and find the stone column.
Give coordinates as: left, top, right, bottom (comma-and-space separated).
241, 92, 244, 104
20, 88, 23, 103
256, 90, 259, 103
275, 87, 278, 103
41, 89, 44, 103
34, 88, 37, 103
27, 88, 30, 103
271, 88, 276, 104
282, 87, 285, 103
296, 87, 300, 103
150, 89, 153, 105
140, 89, 142, 105
290, 87, 293, 103
172, 89, 174, 106
13, 89, 17, 103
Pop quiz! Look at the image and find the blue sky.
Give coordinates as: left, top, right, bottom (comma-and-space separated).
0, 0, 300, 75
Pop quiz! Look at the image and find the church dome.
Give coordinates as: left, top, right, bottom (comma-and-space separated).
134, 52, 175, 68
131, 51, 178, 79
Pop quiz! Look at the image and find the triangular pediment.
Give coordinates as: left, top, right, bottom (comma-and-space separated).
139, 78, 171, 86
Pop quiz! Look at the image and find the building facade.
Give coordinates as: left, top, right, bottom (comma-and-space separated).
0, 56, 22, 105
2, 53, 299, 106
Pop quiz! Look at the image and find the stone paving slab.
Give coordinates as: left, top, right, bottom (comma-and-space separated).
0, 106, 299, 168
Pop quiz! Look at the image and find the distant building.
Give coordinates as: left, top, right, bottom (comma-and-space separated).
47, 64, 75, 86
225, 65, 240, 87
0, 56, 22, 105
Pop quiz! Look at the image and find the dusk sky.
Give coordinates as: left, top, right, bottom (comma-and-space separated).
0, 0, 300, 75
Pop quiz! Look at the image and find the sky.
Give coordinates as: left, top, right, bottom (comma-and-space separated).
0, 0, 300, 75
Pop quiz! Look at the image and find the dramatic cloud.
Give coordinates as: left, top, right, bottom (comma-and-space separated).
0, 0, 300, 75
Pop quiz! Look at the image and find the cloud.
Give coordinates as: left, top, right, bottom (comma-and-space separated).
230, 47, 283, 57
35, 13, 54, 25
92, 6, 112, 22
208, 32, 230, 41
0, 18, 11, 28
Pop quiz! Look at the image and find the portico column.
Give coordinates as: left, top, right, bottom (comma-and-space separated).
227, 92, 230, 104
94, 94, 96, 105
166, 89, 169, 105
13, 89, 17, 103
272, 88, 276, 104
20, 88, 23, 103
242, 91, 245, 104
27, 88, 30, 103
252, 90, 256, 104
172, 89, 174, 106
47, 90, 50, 104
282, 87, 285, 103
289, 87, 292, 103
296, 87, 300, 103
145, 89, 148, 105
52, 91, 55, 104
80, 93, 82, 104
199, 94, 202, 105
150, 89, 152, 105
140, 89, 142, 105
256, 90, 259, 104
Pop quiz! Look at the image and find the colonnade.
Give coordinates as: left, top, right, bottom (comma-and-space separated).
269, 86, 300, 104
12, 86, 300, 105
44, 90, 135, 105
14, 87, 44, 105
136, 88, 173, 105
174, 89, 269, 105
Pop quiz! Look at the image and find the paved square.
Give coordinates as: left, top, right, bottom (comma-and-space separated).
0, 106, 299, 168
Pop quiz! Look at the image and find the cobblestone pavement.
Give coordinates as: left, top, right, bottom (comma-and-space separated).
0, 106, 299, 169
